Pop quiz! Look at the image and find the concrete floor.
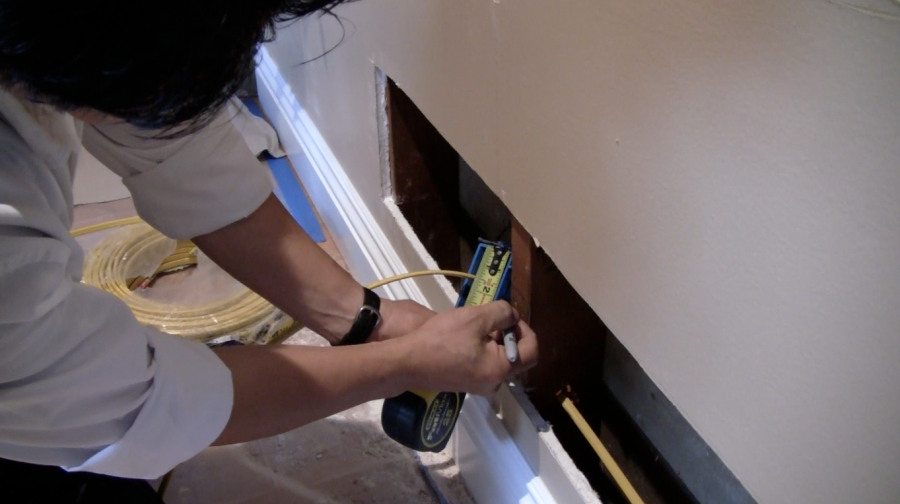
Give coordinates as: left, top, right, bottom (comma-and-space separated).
73, 194, 476, 504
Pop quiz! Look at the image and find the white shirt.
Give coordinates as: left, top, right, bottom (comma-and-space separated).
0, 90, 274, 479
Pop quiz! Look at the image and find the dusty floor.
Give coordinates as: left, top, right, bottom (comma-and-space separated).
73, 193, 476, 504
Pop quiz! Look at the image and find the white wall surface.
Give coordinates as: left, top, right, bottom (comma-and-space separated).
266, 2, 900, 502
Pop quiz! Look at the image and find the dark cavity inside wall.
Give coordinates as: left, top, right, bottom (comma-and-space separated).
387, 78, 510, 286
383, 74, 755, 504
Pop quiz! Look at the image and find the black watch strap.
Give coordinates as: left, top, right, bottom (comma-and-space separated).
337, 288, 382, 346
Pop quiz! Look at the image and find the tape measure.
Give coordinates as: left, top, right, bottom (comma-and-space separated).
381, 240, 512, 452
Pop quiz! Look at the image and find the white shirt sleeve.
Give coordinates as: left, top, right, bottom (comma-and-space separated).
0, 201, 233, 482
82, 98, 274, 240
0, 256, 233, 479
0, 93, 271, 479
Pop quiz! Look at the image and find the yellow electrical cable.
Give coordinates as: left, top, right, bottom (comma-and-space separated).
71, 216, 143, 237
127, 241, 199, 289
366, 270, 475, 290
561, 397, 646, 504
78, 222, 287, 343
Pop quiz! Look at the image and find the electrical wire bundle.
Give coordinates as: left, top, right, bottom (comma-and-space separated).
75, 218, 296, 344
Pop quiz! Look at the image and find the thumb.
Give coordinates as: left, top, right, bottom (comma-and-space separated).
471, 301, 520, 335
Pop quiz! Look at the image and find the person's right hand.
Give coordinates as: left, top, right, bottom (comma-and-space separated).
402, 301, 538, 396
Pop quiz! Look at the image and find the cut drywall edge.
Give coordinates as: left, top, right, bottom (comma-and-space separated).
383, 197, 460, 304
375, 67, 393, 201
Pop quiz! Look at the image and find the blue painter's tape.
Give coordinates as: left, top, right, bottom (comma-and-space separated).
243, 98, 265, 119
242, 97, 325, 242
267, 156, 325, 243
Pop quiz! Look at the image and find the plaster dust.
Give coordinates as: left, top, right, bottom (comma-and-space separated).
73, 197, 477, 504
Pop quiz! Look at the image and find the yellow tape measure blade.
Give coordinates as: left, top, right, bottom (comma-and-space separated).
463, 245, 511, 307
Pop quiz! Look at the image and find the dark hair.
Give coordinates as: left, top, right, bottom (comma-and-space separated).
0, 0, 350, 133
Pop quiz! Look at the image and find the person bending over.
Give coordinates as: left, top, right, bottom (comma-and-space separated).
0, 1, 538, 501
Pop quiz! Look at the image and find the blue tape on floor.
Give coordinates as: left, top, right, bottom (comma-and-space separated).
267, 155, 325, 243
241, 97, 325, 243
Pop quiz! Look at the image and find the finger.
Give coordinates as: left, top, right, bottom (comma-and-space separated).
471, 301, 520, 336
482, 344, 510, 395
509, 321, 538, 374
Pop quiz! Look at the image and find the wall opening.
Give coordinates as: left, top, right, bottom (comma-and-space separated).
381, 73, 753, 504
383, 76, 510, 288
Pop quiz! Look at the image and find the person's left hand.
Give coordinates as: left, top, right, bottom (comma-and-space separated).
370, 299, 436, 342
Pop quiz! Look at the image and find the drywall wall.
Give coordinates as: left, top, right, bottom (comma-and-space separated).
265, 1, 900, 503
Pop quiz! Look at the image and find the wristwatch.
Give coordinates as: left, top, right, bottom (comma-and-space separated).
337, 287, 382, 345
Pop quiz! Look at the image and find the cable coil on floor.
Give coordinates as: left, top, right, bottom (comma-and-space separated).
73, 217, 477, 345
76, 219, 295, 344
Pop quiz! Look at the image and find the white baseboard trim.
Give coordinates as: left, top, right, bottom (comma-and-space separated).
255, 54, 425, 306
256, 47, 596, 504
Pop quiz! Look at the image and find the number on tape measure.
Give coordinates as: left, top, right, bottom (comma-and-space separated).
464, 245, 511, 307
